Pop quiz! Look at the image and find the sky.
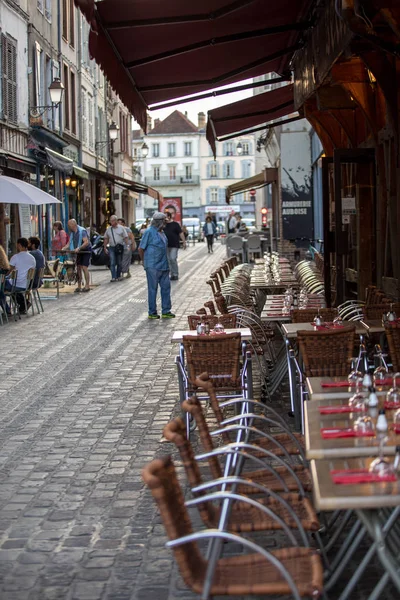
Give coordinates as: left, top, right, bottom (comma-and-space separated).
132, 78, 259, 129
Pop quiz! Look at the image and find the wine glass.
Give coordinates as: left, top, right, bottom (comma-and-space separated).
348, 359, 362, 385
369, 436, 395, 476
393, 408, 400, 434
373, 364, 389, 386
213, 319, 225, 335
353, 414, 374, 435
386, 373, 400, 408
348, 377, 366, 411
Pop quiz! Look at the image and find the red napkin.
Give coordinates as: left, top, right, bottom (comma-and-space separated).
331, 469, 397, 484
374, 378, 393, 387
321, 381, 354, 388
384, 401, 400, 410
318, 405, 364, 415
321, 428, 375, 439
311, 322, 345, 330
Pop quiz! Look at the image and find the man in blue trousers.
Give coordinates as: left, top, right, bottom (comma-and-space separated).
139, 212, 175, 320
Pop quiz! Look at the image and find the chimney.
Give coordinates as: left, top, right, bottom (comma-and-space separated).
198, 112, 206, 130
154, 118, 160, 128
147, 114, 152, 132
184, 111, 188, 118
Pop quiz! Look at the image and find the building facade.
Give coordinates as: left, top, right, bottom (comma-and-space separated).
0, 0, 135, 253
140, 111, 202, 218
199, 132, 257, 225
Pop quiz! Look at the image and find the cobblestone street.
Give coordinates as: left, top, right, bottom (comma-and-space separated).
0, 242, 225, 600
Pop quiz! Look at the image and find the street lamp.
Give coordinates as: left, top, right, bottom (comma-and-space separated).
236, 141, 243, 155
141, 142, 149, 158
30, 78, 65, 117
109, 121, 119, 141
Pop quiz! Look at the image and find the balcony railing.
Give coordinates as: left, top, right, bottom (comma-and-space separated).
144, 175, 200, 186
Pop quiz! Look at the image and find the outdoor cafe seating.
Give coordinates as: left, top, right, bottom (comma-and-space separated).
143, 250, 400, 599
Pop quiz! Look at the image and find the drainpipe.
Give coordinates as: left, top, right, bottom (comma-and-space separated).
77, 13, 83, 168
57, 0, 63, 136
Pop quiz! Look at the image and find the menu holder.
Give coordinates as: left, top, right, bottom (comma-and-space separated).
331, 469, 397, 484
318, 405, 364, 415
321, 427, 375, 439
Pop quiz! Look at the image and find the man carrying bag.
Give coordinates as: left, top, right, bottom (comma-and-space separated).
104, 215, 129, 282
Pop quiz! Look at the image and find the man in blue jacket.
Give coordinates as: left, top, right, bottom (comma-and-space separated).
63, 219, 91, 293
139, 212, 175, 320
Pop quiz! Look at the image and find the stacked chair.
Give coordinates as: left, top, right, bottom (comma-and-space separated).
143, 372, 325, 599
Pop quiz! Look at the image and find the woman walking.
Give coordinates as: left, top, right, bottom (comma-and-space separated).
52, 221, 69, 257
118, 218, 136, 278
203, 216, 217, 253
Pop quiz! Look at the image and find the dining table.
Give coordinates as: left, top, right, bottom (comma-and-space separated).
304, 398, 400, 460
306, 376, 390, 401
310, 456, 400, 599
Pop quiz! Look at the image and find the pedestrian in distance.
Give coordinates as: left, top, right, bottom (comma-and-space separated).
28, 236, 45, 289
226, 210, 237, 234
138, 211, 175, 320
203, 216, 217, 253
163, 207, 186, 280
103, 215, 129, 282
118, 217, 136, 278
51, 221, 69, 257
63, 219, 92, 292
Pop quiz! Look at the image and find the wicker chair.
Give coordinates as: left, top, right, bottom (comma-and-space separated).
164, 418, 319, 538
364, 303, 400, 320
142, 457, 323, 599
183, 333, 242, 392
194, 373, 305, 460
385, 324, 400, 371
187, 314, 237, 330
214, 292, 228, 314
291, 308, 338, 324
183, 397, 312, 493
297, 325, 356, 377
204, 300, 217, 315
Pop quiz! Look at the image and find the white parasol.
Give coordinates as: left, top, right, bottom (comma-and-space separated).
0, 175, 62, 205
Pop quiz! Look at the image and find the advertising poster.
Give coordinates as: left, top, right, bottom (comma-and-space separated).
159, 196, 182, 225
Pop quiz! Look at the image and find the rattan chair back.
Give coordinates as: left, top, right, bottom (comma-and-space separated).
142, 457, 206, 587
297, 325, 356, 377
187, 314, 237, 331
214, 293, 228, 314
182, 397, 222, 480
385, 324, 400, 372
364, 303, 400, 320
183, 333, 242, 390
204, 300, 217, 315
163, 419, 217, 525
193, 373, 230, 443
291, 308, 338, 323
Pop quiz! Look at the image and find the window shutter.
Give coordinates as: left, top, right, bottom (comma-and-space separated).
218, 188, 225, 203
207, 163, 211, 178
248, 141, 253, 155
206, 188, 211, 204
82, 90, 87, 147
229, 161, 234, 178
222, 163, 227, 178
215, 162, 220, 178
2, 36, 18, 124
222, 142, 227, 156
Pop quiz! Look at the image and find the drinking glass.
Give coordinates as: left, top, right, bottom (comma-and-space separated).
386, 373, 400, 407
348, 359, 362, 385
213, 320, 225, 335
369, 436, 395, 476
348, 377, 366, 410
353, 414, 374, 435
393, 408, 400, 434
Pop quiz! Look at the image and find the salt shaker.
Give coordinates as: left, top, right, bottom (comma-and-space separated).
368, 386, 379, 408
362, 373, 372, 389
376, 409, 388, 433
196, 321, 205, 335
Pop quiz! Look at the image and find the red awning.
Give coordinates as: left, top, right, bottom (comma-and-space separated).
206, 84, 295, 156
74, 0, 313, 131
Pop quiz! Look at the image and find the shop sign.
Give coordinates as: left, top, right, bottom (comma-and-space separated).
19, 205, 32, 237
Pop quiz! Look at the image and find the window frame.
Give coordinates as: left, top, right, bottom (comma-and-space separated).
168, 142, 176, 157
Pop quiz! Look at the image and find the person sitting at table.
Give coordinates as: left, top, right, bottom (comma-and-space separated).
63, 219, 91, 293
28, 236, 45, 289
0, 238, 36, 314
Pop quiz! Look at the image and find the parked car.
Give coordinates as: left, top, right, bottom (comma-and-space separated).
182, 217, 203, 242
241, 218, 257, 233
